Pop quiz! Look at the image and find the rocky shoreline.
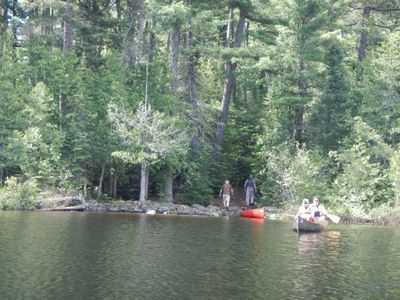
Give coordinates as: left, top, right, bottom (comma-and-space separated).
35, 195, 281, 218
32, 195, 400, 225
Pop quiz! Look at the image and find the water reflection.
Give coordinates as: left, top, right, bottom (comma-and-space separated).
297, 231, 342, 256
0, 212, 399, 299
292, 230, 343, 298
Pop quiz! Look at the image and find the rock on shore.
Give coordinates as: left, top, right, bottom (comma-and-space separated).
36, 196, 243, 217
86, 200, 242, 217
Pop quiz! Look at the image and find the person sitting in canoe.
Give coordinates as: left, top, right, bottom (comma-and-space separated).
310, 197, 327, 220
295, 198, 311, 220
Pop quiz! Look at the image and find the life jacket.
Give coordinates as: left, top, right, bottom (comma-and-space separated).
311, 206, 321, 217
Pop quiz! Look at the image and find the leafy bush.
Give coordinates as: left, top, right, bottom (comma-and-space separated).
369, 204, 400, 225
330, 118, 393, 210
329, 201, 371, 224
7, 83, 65, 187
389, 148, 400, 208
261, 143, 330, 208
0, 177, 39, 210
176, 155, 215, 206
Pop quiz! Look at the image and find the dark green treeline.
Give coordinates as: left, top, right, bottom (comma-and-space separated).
1, 0, 400, 214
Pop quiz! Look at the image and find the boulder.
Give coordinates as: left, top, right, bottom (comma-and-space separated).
177, 205, 192, 215
158, 206, 172, 214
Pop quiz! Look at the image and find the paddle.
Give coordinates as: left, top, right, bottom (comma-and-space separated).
314, 218, 329, 228
326, 213, 340, 224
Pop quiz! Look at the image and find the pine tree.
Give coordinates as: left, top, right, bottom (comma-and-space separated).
308, 43, 350, 152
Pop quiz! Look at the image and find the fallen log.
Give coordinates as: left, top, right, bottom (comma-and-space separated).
40, 204, 87, 212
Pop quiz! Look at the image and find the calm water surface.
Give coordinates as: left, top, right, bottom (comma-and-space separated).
0, 211, 399, 299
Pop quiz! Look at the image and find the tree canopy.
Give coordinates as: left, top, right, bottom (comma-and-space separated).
1, 0, 400, 214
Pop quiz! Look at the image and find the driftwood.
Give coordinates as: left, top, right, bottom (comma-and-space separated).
41, 204, 86, 212
36, 195, 86, 211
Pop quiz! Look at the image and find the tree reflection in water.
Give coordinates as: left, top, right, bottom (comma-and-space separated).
294, 231, 342, 297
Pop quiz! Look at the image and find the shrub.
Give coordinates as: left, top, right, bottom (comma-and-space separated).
329, 202, 371, 224
0, 177, 39, 210
330, 117, 393, 210
389, 148, 400, 208
370, 204, 400, 225
175, 155, 215, 206
261, 143, 330, 209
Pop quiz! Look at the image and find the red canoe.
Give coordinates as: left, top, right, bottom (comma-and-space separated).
240, 208, 265, 219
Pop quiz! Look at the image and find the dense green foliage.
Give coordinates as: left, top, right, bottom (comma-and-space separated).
1, 0, 400, 217
0, 177, 38, 210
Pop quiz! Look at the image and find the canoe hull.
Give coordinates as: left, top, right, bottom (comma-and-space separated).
240, 208, 265, 219
293, 217, 328, 233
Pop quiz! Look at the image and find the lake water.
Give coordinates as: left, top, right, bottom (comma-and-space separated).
0, 211, 399, 299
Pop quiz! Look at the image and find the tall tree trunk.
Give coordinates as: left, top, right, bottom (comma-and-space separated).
0, 1, 8, 34
171, 26, 180, 93
109, 170, 113, 196
116, 0, 122, 18
63, 0, 73, 52
166, 33, 171, 53
163, 165, 173, 202
134, 0, 145, 64
293, 60, 306, 141
60, 0, 72, 139
0, 1, 6, 21
97, 162, 106, 199
138, 0, 145, 39
43, 6, 52, 36
139, 163, 148, 206
293, 106, 305, 141
122, 0, 137, 66
215, 6, 246, 150
226, 8, 234, 48
186, 18, 199, 158
58, 93, 63, 132
145, 163, 149, 200
216, 8, 234, 150
216, 63, 237, 149
148, 31, 156, 63
83, 180, 87, 198
245, 21, 249, 46
11, 0, 17, 45
115, 0, 121, 31
161, 24, 181, 200
358, 6, 370, 62
112, 173, 118, 200
109, 167, 117, 199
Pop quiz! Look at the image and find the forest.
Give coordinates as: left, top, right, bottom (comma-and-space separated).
1, 0, 400, 220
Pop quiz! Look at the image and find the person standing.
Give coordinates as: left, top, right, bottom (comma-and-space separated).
219, 180, 234, 210
244, 175, 257, 206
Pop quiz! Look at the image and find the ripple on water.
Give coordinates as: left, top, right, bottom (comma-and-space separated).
0, 213, 399, 299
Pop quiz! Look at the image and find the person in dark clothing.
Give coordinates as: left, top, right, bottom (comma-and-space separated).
244, 175, 257, 206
